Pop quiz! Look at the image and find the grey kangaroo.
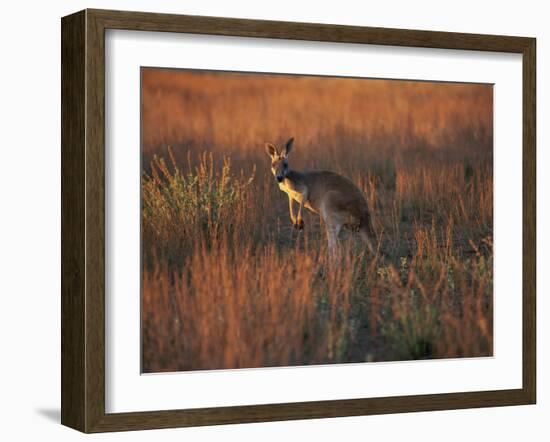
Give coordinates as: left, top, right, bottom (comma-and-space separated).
266, 137, 376, 254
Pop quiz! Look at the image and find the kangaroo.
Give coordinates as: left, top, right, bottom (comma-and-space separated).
266, 137, 376, 254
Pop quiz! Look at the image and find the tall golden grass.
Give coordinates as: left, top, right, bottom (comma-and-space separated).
141, 68, 493, 373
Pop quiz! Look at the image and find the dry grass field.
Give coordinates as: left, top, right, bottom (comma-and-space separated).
141, 68, 493, 373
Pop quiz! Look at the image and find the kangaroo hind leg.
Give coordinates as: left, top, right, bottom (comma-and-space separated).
320, 192, 346, 258
326, 221, 343, 256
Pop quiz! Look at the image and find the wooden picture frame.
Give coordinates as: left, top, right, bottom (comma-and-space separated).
61, 8, 536, 433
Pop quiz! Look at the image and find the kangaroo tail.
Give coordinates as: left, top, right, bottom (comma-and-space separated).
360, 211, 376, 238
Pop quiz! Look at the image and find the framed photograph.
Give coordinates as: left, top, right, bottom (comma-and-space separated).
61, 9, 536, 433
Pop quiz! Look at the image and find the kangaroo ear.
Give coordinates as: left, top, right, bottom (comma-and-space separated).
284, 137, 294, 156
265, 143, 278, 157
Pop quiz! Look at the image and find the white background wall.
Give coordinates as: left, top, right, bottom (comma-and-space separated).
0, 0, 547, 440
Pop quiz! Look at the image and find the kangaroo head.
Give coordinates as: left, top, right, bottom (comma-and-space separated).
266, 137, 294, 183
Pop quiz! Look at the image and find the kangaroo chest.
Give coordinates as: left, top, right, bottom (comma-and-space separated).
278, 179, 316, 212
278, 181, 303, 202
